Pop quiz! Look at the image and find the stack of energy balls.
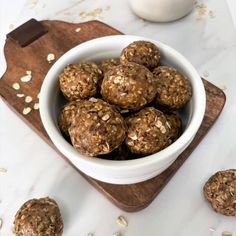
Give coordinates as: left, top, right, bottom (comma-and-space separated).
58, 41, 192, 158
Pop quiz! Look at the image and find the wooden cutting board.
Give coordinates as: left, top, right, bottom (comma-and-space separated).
0, 19, 226, 212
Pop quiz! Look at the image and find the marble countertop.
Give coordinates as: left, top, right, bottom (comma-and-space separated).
1, 0, 236, 235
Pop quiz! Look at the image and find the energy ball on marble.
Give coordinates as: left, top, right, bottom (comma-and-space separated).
99, 58, 120, 74
125, 107, 171, 155
101, 62, 157, 111
120, 40, 160, 70
59, 62, 103, 101
153, 66, 192, 110
203, 169, 236, 216
58, 99, 81, 136
165, 113, 182, 143
14, 197, 63, 236
69, 98, 126, 157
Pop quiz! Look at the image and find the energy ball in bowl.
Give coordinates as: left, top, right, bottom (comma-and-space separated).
153, 66, 192, 110
99, 58, 120, 73
165, 113, 182, 143
125, 107, 171, 155
59, 62, 103, 101
58, 99, 81, 136
120, 40, 160, 70
14, 197, 63, 236
69, 98, 126, 157
101, 62, 157, 111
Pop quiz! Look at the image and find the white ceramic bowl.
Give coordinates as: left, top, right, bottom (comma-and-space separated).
39, 35, 206, 184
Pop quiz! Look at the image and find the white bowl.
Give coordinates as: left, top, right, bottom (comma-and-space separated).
39, 35, 206, 184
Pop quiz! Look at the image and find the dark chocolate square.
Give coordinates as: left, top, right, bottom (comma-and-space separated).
7, 18, 48, 47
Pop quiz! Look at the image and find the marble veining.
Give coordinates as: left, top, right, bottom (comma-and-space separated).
1, 0, 236, 235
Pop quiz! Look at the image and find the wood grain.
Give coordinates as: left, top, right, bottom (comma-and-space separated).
0, 20, 226, 212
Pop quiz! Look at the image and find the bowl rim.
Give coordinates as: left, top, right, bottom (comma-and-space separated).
39, 35, 206, 171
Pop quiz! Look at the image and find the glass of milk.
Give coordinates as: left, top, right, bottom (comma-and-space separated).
129, 0, 195, 22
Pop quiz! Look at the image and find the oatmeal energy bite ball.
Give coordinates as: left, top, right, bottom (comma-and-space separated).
125, 107, 171, 155
203, 169, 236, 216
69, 98, 126, 157
165, 113, 182, 143
99, 58, 120, 73
120, 40, 160, 70
101, 62, 157, 111
58, 99, 81, 136
59, 62, 103, 101
153, 66, 192, 110
14, 197, 63, 236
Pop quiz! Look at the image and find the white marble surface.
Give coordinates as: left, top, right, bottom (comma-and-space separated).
1, 0, 236, 235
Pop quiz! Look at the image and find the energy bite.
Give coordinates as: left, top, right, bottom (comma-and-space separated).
125, 107, 171, 155
59, 62, 103, 101
153, 66, 192, 110
58, 99, 81, 136
120, 40, 160, 70
203, 169, 236, 216
101, 63, 157, 111
99, 58, 120, 73
14, 197, 63, 236
165, 113, 182, 143
69, 98, 126, 157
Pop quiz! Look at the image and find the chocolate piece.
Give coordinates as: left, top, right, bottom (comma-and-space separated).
7, 19, 47, 47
